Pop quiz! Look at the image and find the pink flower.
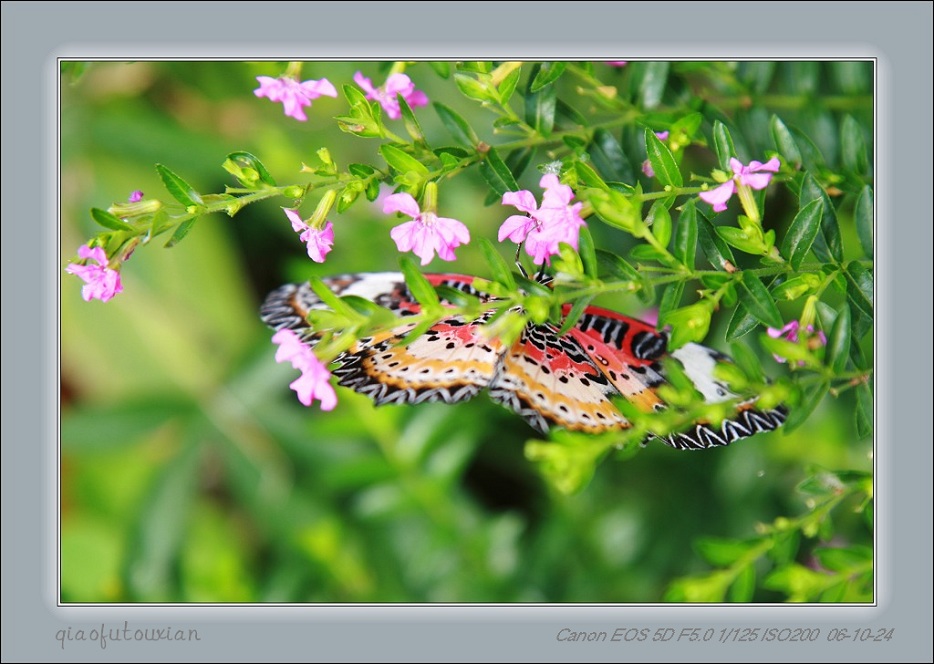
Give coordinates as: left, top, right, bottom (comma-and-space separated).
129, 190, 144, 202
271, 329, 337, 410
767, 320, 827, 364
606, 61, 628, 67
353, 72, 428, 120
499, 173, 587, 265
65, 245, 123, 303
254, 75, 338, 122
384, 193, 470, 265
284, 209, 334, 263
699, 156, 781, 213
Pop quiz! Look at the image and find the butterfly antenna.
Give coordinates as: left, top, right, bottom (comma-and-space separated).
515, 243, 529, 279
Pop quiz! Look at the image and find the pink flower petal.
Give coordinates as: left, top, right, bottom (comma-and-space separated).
383, 192, 421, 219
498, 214, 537, 243
502, 190, 538, 215
389, 219, 420, 253
698, 180, 736, 213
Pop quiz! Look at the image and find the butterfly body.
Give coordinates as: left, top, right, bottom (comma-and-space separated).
261, 273, 786, 449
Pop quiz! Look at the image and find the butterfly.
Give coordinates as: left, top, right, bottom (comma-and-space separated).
260, 272, 786, 450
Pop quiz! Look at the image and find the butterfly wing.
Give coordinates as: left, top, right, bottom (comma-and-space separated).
261, 273, 505, 407
566, 304, 787, 449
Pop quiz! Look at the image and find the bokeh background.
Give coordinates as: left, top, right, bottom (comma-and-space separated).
60, 60, 873, 603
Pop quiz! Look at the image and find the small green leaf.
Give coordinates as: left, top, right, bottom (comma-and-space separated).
772, 273, 822, 301
855, 382, 873, 439
558, 296, 595, 336
855, 186, 874, 258
697, 215, 736, 271
826, 305, 852, 373
717, 226, 766, 255
478, 238, 517, 291
712, 121, 738, 171
658, 282, 684, 321
433, 102, 480, 147
636, 61, 669, 109
399, 257, 440, 310
478, 146, 519, 196
630, 244, 669, 262
799, 172, 843, 263
577, 226, 598, 279
695, 537, 760, 566
648, 202, 672, 247
840, 115, 870, 175
164, 217, 198, 248
379, 144, 429, 178
738, 61, 776, 94
781, 198, 823, 270
830, 61, 870, 94
397, 96, 427, 145
529, 61, 567, 92
729, 565, 756, 603
453, 72, 496, 103
814, 545, 872, 573
673, 200, 698, 268
589, 128, 633, 183
729, 341, 765, 383
575, 161, 608, 190
90, 207, 133, 232
844, 262, 873, 318
769, 115, 803, 167
664, 302, 712, 348
587, 187, 642, 234
726, 304, 758, 341
524, 63, 557, 136
783, 381, 830, 433
156, 163, 201, 207
497, 65, 522, 104
737, 272, 783, 329
782, 61, 820, 96
644, 127, 683, 187
224, 151, 276, 187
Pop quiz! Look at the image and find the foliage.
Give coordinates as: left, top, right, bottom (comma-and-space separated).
61, 60, 873, 603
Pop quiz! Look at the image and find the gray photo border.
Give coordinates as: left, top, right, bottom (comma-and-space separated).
3, 2, 932, 661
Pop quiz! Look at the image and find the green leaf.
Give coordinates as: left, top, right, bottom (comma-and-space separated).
814, 545, 872, 573
636, 61, 669, 109
695, 537, 760, 566
224, 151, 277, 187
164, 217, 198, 248
729, 565, 756, 603
664, 302, 712, 348
830, 61, 870, 94
717, 226, 766, 255
844, 262, 873, 318
122, 433, 202, 601
478, 238, 516, 291
712, 121, 737, 171
397, 96, 427, 145
673, 200, 698, 268
630, 244, 669, 262
577, 226, 598, 278
433, 102, 480, 147
783, 381, 830, 433
524, 63, 557, 136
558, 296, 595, 336
648, 202, 672, 247
855, 382, 873, 439
379, 144, 429, 178
782, 61, 820, 96
429, 61, 451, 78
90, 207, 133, 232
575, 161, 608, 190
855, 186, 874, 258
770, 115, 803, 168
840, 115, 870, 175
478, 146, 519, 196
697, 215, 736, 271
156, 163, 201, 207
529, 61, 567, 92
644, 127, 683, 187
505, 147, 534, 182
497, 65, 522, 104
729, 341, 765, 383
399, 256, 440, 310
737, 272, 783, 329
590, 128, 632, 182
658, 282, 684, 322
738, 61, 776, 94
764, 563, 825, 601
453, 72, 496, 103
826, 304, 852, 373
771, 273, 822, 301
799, 172, 843, 263
587, 187, 642, 234
595, 250, 653, 304
781, 198, 823, 270
726, 304, 759, 341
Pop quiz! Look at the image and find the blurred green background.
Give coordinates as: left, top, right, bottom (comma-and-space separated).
60, 60, 872, 603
